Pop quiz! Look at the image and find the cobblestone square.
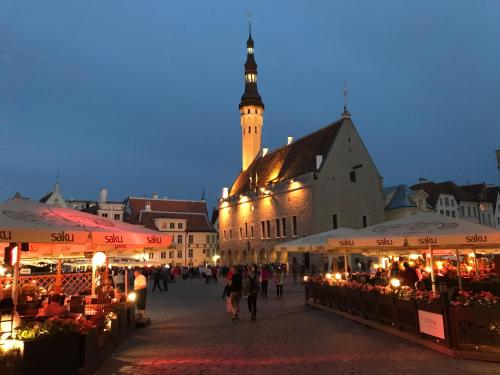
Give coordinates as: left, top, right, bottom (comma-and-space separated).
95, 278, 500, 375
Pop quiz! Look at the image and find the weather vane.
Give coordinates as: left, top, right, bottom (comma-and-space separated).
342, 81, 348, 113
246, 10, 252, 35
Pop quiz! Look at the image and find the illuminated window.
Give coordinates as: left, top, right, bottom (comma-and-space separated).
247, 47, 254, 54
245, 73, 256, 83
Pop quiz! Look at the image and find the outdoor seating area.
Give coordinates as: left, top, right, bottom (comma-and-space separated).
285, 212, 500, 362
0, 198, 171, 375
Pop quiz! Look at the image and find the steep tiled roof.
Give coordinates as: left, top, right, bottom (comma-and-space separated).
138, 211, 216, 233
486, 186, 499, 204
385, 184, 416, 210
461, 183, 488, 201
39, 192, 53, 203
230, 117, 345, 196
411, 181, 475, 207
127, 197, 208, 222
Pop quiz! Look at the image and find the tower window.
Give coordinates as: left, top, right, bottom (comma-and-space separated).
248, 126, 251, 133
247, 109, 250, 114
255, 126, 257, 133
255, 109, 258, 114
349, 171, 357, 183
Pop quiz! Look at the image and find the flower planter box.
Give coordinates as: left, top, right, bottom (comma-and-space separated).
377, 294, 396, 326
449, 306, 500, 350
304, 282, 310, 301
328, 285, 340, 310
349, 289, 363, 316
319, 284, 329, 306
361, 290, 378, 321
109, 317, 120, 346
417, 300, 442, 315
112, 303, 129, 339
395, 298, 419, 334
337, 287, 350, 312
20, 333, 80, 375
78, 327, 99, 369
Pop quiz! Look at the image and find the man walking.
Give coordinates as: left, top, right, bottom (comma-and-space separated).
229, 266, 242, 322
133, 269, 148, 319
152, 267, 162, 292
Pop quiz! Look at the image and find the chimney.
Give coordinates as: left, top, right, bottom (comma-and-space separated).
152, 192, 159, 200
316, 155, 323, 170
262, 148, 269, 157
144, 201, 152, 212
287, 136, 293, 145
99, 188, 108, 203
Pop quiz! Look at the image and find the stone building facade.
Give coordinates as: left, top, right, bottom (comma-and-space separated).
217, 28, 386, 265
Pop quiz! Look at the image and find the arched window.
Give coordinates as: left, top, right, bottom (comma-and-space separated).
248, 126, 251, 133
247, 109, 250, 114
255, 126, 257, 133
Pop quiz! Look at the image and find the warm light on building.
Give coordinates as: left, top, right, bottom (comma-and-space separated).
390, 278, 400, 288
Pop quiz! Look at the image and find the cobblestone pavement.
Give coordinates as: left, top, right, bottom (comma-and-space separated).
95, 278, 500, 375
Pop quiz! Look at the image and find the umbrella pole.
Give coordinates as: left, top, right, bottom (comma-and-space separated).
455, 249, 463, 290
125, 269, 129, 296
473, 248, 479, 279
429, 245, 436, 293
343, 250, 348, 275
55, 258, 62, 294
12, 245, 21, 313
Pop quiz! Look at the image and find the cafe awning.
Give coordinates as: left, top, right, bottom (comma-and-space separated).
0, 198, 173, 258
326, 211, 500, 253
277, 227, 357, 253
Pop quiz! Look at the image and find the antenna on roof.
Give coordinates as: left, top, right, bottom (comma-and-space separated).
341, 81, 351, 118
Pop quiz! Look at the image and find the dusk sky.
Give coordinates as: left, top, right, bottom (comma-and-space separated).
1, 1, 499, 210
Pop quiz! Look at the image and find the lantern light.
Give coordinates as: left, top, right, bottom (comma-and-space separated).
334, 272, 342, 280
325, 273, 333, 280
92, 252, 106, 267
390, 278, 401, 288
425, 266, 432, 273
127, 292, 137, 302
409, 254, 419, 260
303, 276, 309, 282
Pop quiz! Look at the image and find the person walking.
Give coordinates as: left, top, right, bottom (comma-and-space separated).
205, 266, 212, 284
274, 267, 284, 300
152, 267, 163, 292
133, 269, 148, 319
260, 266, 269, 298
161, 266, 169, 291
245, 265, 260, 320
229, 266, 242, 322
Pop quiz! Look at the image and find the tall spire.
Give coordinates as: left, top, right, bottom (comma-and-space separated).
239, 19, 264, 110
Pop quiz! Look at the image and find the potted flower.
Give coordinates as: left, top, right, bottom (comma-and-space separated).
449, 290, 500, 349
376, 285, 397, 326
394, 287, 419, 334
415, 290, 441, 314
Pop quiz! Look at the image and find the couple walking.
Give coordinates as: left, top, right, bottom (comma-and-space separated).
227, 265, 260, 321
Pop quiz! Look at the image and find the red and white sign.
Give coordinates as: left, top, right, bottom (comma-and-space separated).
418, 310, 445, 339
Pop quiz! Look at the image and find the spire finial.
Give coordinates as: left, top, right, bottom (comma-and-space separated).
342, 81, 351, 118
246, 11, 252, 37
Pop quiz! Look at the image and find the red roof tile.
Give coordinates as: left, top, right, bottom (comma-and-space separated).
229, 117, 345, 196
127, 197, 208, 221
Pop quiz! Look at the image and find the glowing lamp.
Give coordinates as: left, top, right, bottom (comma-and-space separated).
436, 261, 444, 270
390, 278, 401, 288
325, 273, 333, 280
468, 253, 475, 258
127, 292, 137, 302
409, 254, 419, 260
92, 252, 106, 267
334, 272, 342, 280
222, 187, 229, 199
373, 264, 379, 269
0, 266, 6, 276
425, 266, 432, 273
303, 276, 309, 282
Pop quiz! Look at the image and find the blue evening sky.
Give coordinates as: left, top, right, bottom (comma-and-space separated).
0, 1, 499, 209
